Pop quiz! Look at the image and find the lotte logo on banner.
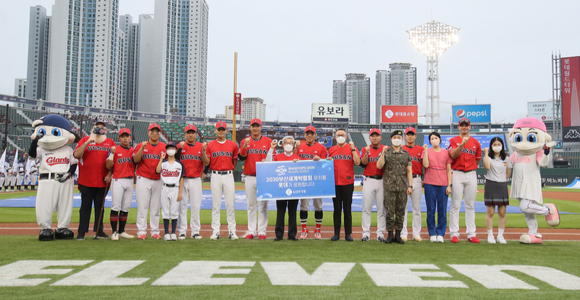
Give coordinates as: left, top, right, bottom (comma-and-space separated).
381, 105, 418, 123
234, 93, 242, 115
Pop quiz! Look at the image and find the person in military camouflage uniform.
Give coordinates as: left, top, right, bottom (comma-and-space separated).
376, 130, 413, 244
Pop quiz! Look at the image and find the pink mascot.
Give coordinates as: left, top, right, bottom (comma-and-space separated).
509, 117, 560, 244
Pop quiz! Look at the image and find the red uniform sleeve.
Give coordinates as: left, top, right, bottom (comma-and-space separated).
447, 136, 458, 151
133, 143, 142, 155
74, 137, 88, 151
239, 140, 247, 157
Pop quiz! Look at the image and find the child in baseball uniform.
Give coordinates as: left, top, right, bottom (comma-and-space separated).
156, 142, 185, 241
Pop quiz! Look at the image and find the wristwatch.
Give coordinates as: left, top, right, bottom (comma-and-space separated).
408, 186, 413, 188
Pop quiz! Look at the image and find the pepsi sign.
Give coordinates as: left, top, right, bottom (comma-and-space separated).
452, 104, 491, 123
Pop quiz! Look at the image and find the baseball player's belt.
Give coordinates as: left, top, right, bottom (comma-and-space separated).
412, 174, 421, 178
212, 170, 232, 175
366, 175, 383, 180
163, 183, 177, 188
39, 173, 59, 180
117, 177, 134, 179
452, 169, 474, 173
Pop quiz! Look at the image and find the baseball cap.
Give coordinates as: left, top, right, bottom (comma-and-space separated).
513, 117, 547, 133
185, 124, 197, 132
458, 118, 470, 125
118, 128, 131, 136
165, 141, 177, 149
390, 130, 403, 138
305, 125, 316, 133
216, 121, 227, 130
369, 128, 381, 135
405, 127, 416, 135
148, 123, 161, 131
250, 118, 262, 126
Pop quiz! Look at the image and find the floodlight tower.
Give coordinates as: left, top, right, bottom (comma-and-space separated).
407, 21, 459, 124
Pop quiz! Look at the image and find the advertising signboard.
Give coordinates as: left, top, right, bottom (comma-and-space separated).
452, 104, 491, 123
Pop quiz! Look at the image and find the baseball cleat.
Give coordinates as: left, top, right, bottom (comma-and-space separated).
178, 234, 186, 240
39, 229, 54, 241
487, 235, 496, 244
377, 236, 386, 243
520, 234, 542, 244
450, 236, 459, 243
300, 229, 308, 239
545, 203, 560, 227
259, 234, 267, 240
467, 237, 481, 244
413, 236, 422, 242
164, 234, 171, 241
210, 232, 219, 240
437, 236, 444, 243
193, 234, 202, 240
138, 234, 146, 240
430, 236, 437, 243
497, 236, 507, 244
314, 229, 321, 240
119, 232, 134, 239
152, 234, 162, 240
245, 233, 254, 240
111, 232, 119, 241
229, 232, 239, 240
171, 233, 177, 241
55, 228, 74, 240
361, 236, 370, 242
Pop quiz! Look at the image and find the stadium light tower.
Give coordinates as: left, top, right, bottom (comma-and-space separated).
407, 21, 459, 125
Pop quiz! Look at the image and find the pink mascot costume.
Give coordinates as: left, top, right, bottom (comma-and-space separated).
509, 117, 560, 244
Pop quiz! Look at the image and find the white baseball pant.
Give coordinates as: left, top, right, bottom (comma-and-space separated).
135, 176, 162, 236
31, 174, 38, 185
161, 185, 180, 220
10, 175, 16, 186
245, 176, 268, 236
401, 176, 423, 239
449, 170, 478, 238
300, 198, 323, 211
17, 174, 24, 185
519, 199, 549, 235
111, 178, 134, 212
4, 175, 10, 187
178, 177, 203, 236
210, 172, 236, 235
361, 177, 386, 239
36, 177, 74, 230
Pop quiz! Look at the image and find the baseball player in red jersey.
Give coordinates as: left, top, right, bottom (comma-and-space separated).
360, 128, 387, 242
402, 127, 424, 242
176, 124, 206, 240
202, 121, 239, 240
133, 123, 167, 240
105, 128, 135, 240
295, 125, 327, 239
239, 118, 272, 240
74, 120, 115, 240
448, 118, 482, 243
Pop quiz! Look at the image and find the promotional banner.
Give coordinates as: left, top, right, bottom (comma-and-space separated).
134, 111, 167, 119
44, 102, 85, 112
88, 107, 127, 116
527, 101, 554, 121
381, 105, 418, 123
234, 93, 242, 115
452, 104, 491, 123
311, 103, 349, 123
0, 94, 38, 106
423, 134, 504, 150
256, 160, 336, 201
561, 56, 580, 143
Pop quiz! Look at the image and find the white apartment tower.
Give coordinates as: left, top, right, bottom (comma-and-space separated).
26, 5, 51, 101
241, 97, 266, 121
137, 0, 209, 117
119, 14, 140, 110
14, 79, 27, 98
333, 73, 370, 124
376, 63, 417, 123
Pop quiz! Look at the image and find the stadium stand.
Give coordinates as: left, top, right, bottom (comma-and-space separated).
349, 131, 367, 149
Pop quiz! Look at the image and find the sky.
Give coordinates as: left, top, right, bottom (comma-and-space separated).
1, 0, 580, 125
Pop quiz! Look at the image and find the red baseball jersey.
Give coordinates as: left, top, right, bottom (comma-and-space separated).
361, 145, 386, 177
112, 146, 136, 179
273, 152, 300, 162
240, 136, 272, 175
447, 136, 482, 171
328, 145, 358, 186
177, 142, 204, 178
133, 142, 167, 180
75, 136, 116, 188
206, 140, 239, 171
297, 142, 328, 160
403, 145, 424, 175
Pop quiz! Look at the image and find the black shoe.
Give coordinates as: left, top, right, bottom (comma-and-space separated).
330, 234, 340, 241
55, 228, 74, 240
96, 231, 110, 239
274, 237, 283, 241
385, 231, 393, 244
76, 232, 85, 241
39, 229, 54, 241
288, 237, 298, 241
345, 235, 353, 242
394, 230, 405, 244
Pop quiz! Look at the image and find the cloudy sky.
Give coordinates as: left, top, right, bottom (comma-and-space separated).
1, 0, 579, 124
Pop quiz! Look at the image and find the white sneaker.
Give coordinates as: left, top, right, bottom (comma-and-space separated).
178, 234, 186, 240
192, 234, 202, 240
210, 232, 219, 240
487, 235, 496, 244
111, 232, 119, 241
430, 236, 437, 243
497, 235, 507, 244
229, 232, 239, 240
164, 234, 171, 241
119, 232, 134, 239
171, 233, 177, 241
436, 235, 444, 243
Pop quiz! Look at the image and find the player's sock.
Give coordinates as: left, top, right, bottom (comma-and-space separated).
315, 210, 323, 226
498, 228, 504, 237
171, 219, 177, 234
487, 229, 493, 237
300, 211, 308, 226
163, 219, 170, 235
110, 210, 119, 233
119, 211, 128, 233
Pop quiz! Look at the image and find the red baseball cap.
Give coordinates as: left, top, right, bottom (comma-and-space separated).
148, 123, 161, 131
405, 127, 416, 135
185, 124, 197, 132
118, 128, 131, 136
250, 118, 262, 125
458, 118, 471, 125
305, 126, 316, 133
216, 121, 227, 129
369, 128, 381, 135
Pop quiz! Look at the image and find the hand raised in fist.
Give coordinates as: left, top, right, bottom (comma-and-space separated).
141, 141, 148, 147
160, 152, 166, 160
349, 141, 355, 150
244, 137, 251, 148
110, 146, 116, 154
295, 140, 301, 147
461, 137, 469, 145
271, 141, 277, 149
179, 141, 185, 149
202, 142, 207, 150
423, 144, 429, 151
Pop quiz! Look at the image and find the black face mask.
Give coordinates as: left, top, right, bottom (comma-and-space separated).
93, 127, 106, 135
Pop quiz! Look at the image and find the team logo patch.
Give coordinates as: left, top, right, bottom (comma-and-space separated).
46, 157, 70, 166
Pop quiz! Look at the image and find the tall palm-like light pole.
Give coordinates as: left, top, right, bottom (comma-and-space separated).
407, 21, 459, 125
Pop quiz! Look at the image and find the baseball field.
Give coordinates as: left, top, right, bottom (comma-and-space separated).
0, 184, 579, 299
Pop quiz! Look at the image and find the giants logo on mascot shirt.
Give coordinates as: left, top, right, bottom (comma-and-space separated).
161, 170, 181, 177
46, 157, 70, 166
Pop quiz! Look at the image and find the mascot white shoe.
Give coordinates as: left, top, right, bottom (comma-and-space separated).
28, 115, 79, 241
509, 117, 560, 244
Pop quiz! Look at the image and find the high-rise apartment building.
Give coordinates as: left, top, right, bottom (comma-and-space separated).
119, 14, 139, 110
241, 97, 266, 121
137, 0, 209, 117
26, 5, 51, 101
14, 79, 27, 98
333, 73, 370, 124
332, 80, 346, 104
376, 63, 417, 123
